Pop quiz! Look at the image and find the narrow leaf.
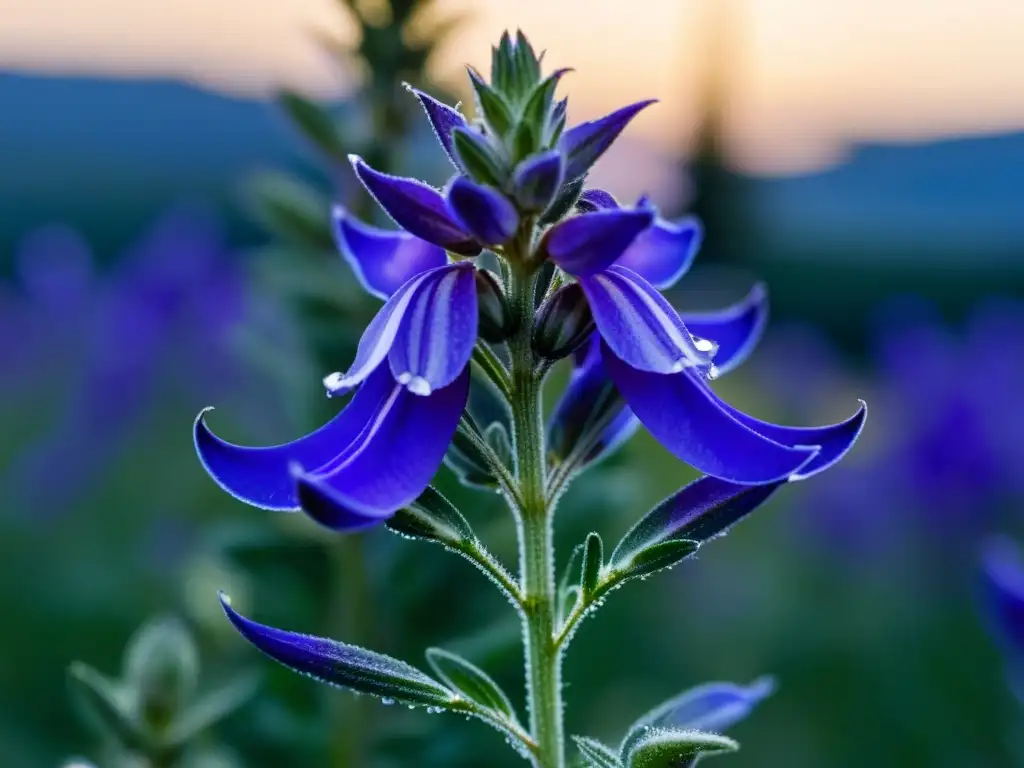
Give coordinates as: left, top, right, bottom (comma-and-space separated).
277, 90, 347, 159
245, 171, 334, 250
625, 729, 738, 768
68, 663, 146, 751
581, 533, 604, 599
220, 595, 456, 707
386, 486, 475, 547
559, 542, 586, 618
425, 648, 519, 722
573, 735, 624, 768
608, 539, 699, 588
468, 67, 515, 136
165, 671, 261, 748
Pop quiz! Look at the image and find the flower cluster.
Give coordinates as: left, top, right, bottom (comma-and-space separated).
196, 32, 865, 767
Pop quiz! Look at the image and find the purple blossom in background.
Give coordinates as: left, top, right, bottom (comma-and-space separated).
755, 296, 1024, 552
980, 537, 1024, 698
2, 208, 248, 518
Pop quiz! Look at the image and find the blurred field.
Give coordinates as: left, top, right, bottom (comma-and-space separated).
1, 1, 1023, 766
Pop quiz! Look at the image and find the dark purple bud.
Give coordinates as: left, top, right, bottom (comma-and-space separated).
559, 99, 657, 180
349, 155, 480, 256
543, 209, 654, 277
512, 150, 565, 213
475, 269, 516, 343
406, 85, 466, 168
446, 176, 519, 247
532, 282, 595, 361
575, 188, 619, 213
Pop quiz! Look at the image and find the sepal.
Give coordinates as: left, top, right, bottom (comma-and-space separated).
467, 67, 515, 137
540, 177, 586, 225
559, 100, 657, 181
624, 729, 738, 768
452, 127, 508, 188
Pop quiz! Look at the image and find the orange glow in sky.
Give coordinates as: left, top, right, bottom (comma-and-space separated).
1, 0, 1023, 175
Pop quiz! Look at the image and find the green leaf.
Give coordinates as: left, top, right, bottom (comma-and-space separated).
484, 423, 512, 468
511, 118, 539, 163
581, 533, 603, 600
491, 32, 515, 95
277, 90, 347, 159
608, 539, 700, 588
558, 542, 586, 620
521, 69, 568, 145
573, 735, 624, 768
468, 68, 515, 137
124, 616, 199, 731
245, 172, 334, 250
625, 729, 738, 768
425, 648, 519, 722
452, 128, 507, 188
513, 30, 542, 93
165, 671, 261, 749
386, 486, 475, 547
68, 663, 146, 751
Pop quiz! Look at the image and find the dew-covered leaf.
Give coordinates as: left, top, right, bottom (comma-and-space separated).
625, 729, 738, 768
573, 735, 624, 768
386, 486, 475, 547
425, 648, 518, 722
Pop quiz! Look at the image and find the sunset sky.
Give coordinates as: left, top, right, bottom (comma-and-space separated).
2, 0, 1023, 174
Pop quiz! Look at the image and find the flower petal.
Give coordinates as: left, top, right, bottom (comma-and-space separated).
548, 336, 638, 466
582, 266, 715, 373
349, 155, 480, 256
323, 267, 443, 395
406, 85, 466, 168
614, 215, 703, 289
559, 100, 657, 180
545, 210, 654, 277
512, 150, 565, 213
603, 347, 818, 484
219, 594, 455, 705
680, 284, 768, 375
388, 263, 478, 395
298, 368, 470, 528
712, 396, 867, 480
446, 177, 519, 247
332, 206, 447, 300
575, 188, 619, 213
981, 537, 1024, 654
195, 363, 399, 511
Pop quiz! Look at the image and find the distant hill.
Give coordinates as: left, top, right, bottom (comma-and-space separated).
752, 132, 1024, 262
0, 72, 307, 259
1, 72, 1021, 271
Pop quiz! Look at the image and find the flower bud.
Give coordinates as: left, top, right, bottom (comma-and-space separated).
124, 616, 199, 732
532, 282, 595, 360
475, 269, 517, 343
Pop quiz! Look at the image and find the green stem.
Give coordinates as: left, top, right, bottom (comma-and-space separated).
328, 537, 372, 767
508, 265, 564, 768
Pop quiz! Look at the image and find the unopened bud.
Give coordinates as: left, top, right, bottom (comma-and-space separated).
532, 282, 595, 360
476, 269, 517, 343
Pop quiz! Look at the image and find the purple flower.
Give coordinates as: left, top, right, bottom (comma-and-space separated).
198, 47, 865, 539
980, 537, 1024, 657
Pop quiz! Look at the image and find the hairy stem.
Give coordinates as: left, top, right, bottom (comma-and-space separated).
508, 263, 564, 768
